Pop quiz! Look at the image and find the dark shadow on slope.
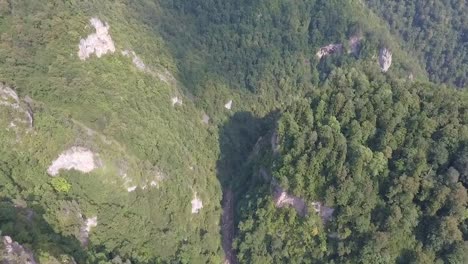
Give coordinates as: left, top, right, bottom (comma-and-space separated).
216, 111, 278, 263
0, 200, 88, 263
127, 0, 237, 95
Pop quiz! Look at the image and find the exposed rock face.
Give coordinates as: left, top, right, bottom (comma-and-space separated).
121, 50, 147, 71
85, 217, 98, 233
0, 84, 33, 130
0, 85, 19, 104
273, 185, 334, 221
1, 236, 37, 264
316, 44, 343, 59
78, 18, 115, 60
348, 36, 362, 55
273, 186, 308, 217
47, 147, 99, 176
191, 193, 203, 214
171, 96, 182, 106
127, 186, 137, 192
224, 100, 233, 110
202, 113, 210, 124
78, 216, 98, 246
261, 168, 334, 222
379, 48, 392, 72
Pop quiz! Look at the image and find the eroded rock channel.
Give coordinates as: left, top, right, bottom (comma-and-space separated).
221, 188, 237, 264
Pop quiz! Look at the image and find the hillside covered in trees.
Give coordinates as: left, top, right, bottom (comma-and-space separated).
234, 69, 468, 263
0, 0, 466, 263
365, 0, 468, 88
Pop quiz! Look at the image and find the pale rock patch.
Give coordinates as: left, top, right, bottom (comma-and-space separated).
78, 18, 115, 60
191, 193, 203, 214
202, 113, 210, 124
379, 48, 392, 72
0, 85, 19, 104
85, 216, 98, 233
0, 84, 33, 130
156, 68, 177, 85
2, 236, 37, 264
261, 167, 334, 222
348, 36, 362, 55
224, 100, 233, 110
78, 216, 98, 246
47, 147, 99, 176
273, 187, 308, 217
273, 186, 334, 221
171, 96, 182, 106
316, 44, 343, 59
131, 54, 146, 70
122, 50, 147, 71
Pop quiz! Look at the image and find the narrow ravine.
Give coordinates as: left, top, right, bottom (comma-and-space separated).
221, 188, 238, 264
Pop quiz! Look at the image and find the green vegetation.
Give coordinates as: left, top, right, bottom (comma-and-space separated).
234, 69, 468, 263
50, 177, 71, 193
0, 1, 224, 262
134, 0, 427, 95
0, 0, 466, 263
365, 0, 468, 88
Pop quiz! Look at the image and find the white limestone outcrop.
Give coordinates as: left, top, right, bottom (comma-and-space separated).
191, 193, 203, 214
316, 44, 343, 59
78, 18, 115, 60
47, 147, 99, 176
379, 48, 392, 72
224, 100, 233, 110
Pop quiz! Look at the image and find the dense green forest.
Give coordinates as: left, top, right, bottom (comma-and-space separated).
132, 0, 428, 95
365, 0, 468, 88
0, 0, 466, 263
234, 69, 468, 263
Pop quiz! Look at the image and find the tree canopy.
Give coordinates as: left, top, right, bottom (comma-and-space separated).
0, 0, 466, 263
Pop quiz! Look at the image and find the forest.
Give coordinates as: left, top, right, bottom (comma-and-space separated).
365, 0, 468, 88
0, 0, 466, 263
234, 69, 468, 263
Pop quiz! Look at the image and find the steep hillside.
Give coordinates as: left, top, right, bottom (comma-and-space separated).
365, 0, 468, 88
235, 69, 468, 263
132, 0, 427, 96
0, 0, 466, 263
0, 1, 225, 262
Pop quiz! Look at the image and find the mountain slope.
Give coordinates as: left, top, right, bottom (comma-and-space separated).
0, 1, 224, 262
0, 0, 466, 263
235, 69, 468, 263
365, 0, 468, 88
